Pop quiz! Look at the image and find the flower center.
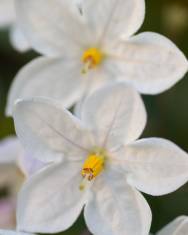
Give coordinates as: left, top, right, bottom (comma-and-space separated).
79, 153, 105, 190
82, 154, 104, 180
81, 48, 103, 74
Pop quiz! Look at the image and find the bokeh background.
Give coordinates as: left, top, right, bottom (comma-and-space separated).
0, 0, 188, 234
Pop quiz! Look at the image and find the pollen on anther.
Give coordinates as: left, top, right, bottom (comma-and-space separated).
81, 48, 103, 74
81, 154, 104, 180
79, 153, 105, 191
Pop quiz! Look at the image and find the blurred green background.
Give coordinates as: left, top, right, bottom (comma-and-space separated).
0, 0, 188, 234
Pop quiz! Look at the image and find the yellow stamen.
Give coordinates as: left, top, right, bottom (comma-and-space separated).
79, 154, 105, 191
82, 154, 104, 180
81, 48, 103, 74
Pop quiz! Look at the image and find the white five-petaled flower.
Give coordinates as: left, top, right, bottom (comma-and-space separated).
6, 0, 188, 115
156, 216, 188, 235
0, 0, 30, 52
13, 83, 188, 235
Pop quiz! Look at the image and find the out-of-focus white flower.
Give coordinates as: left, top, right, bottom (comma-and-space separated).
6, 0, 188, 115
156, 216, 188, 235
0, 136, 43, 230
0, 136, 43, 178
0, 137, 25, 229
13, 83, 188, 235
0, 0, 30, 52
0, 199, 16, 229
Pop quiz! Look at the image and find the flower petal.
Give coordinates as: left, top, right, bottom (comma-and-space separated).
0, 137, 22, 164
157, 216, 188, 235
13, 97, 93, 163
6, 57, 85, 116
15, 0, 91, 56
81, 83, 146, 149
0, 0, 15, 27
0, 136, 44, 177
0, 230, 34, 235
9, 25, 30, 52
84, 169, 151, 235
120, 138, 188, 196
17, 161, 87, 234
81, 0, 145, 42
107, 32, 188, 94
19, 153, 45, 178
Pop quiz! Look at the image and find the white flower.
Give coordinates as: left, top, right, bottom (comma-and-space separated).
0, 0, 30, 52
6, 0, 188, 115
0, 137, 25, 201
0, 200, 16, 230
0, 136, 43, 229
156, 216, 188, 235
13, 83, 188, 235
